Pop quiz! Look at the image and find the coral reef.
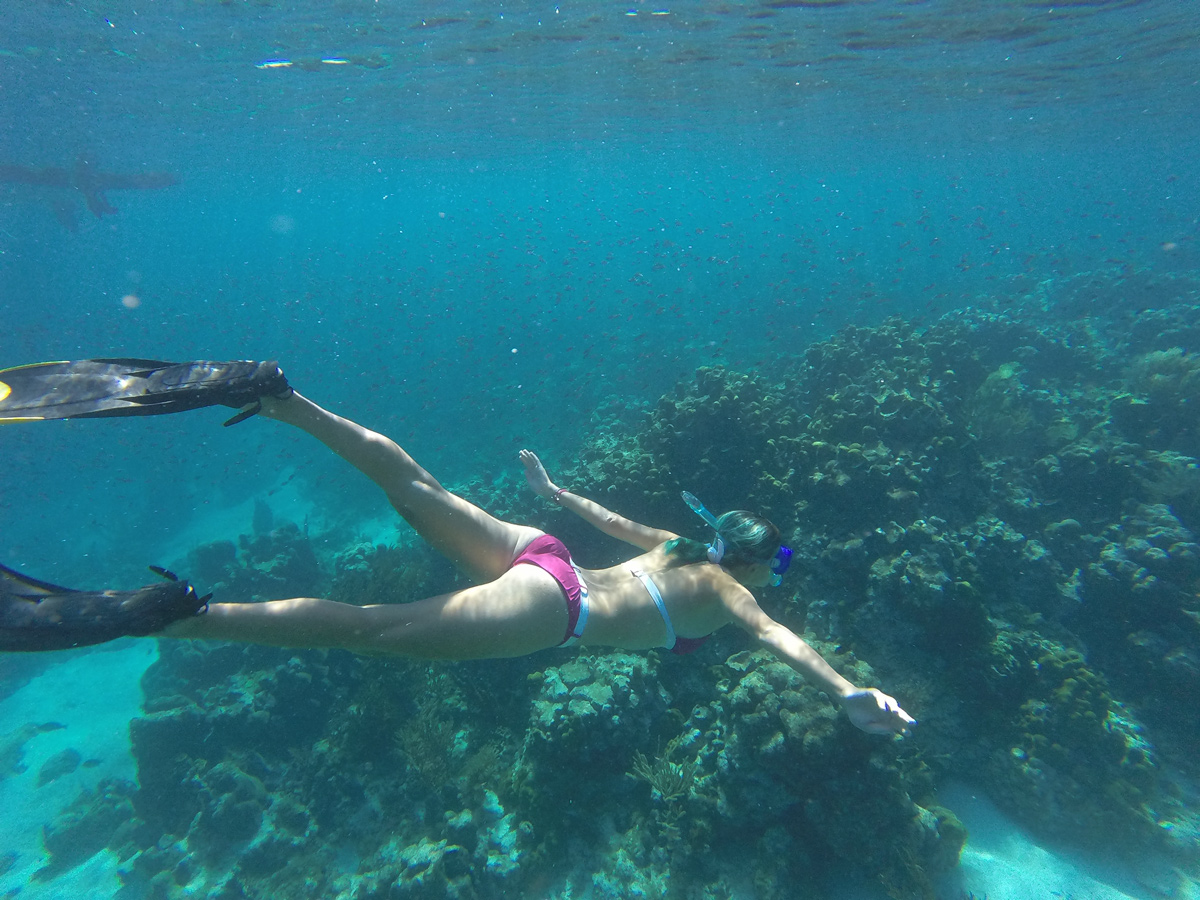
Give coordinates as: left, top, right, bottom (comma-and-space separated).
1076, 503, 1200, 725
187, 520, 325, 603
711, 648, 966, 900
978, 632, 1161, 846
39, 778, 138, 880
329, 538, 462, 607
549, 272, 1200, 862
628, 732, 698, 804
36, 266, 1200, 897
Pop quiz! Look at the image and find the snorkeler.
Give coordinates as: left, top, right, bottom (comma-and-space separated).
0, 358, 914, 737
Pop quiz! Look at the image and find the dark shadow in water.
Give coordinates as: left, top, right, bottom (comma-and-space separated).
0, 155, 178, 230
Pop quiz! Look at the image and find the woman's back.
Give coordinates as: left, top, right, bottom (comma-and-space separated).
578, 545, 731, 650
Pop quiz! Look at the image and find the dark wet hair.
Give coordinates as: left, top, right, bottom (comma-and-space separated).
664, 510, 781, 569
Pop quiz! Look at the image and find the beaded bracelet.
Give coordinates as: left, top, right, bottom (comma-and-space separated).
552, 487, 568, 504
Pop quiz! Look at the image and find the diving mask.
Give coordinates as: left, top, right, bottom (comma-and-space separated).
681, 491, 791, 586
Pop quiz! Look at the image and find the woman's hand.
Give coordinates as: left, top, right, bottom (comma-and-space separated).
841, 688, 916, 736
520, 449, 559, 500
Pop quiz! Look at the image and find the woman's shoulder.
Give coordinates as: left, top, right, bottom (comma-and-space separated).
637, 542, 702, 569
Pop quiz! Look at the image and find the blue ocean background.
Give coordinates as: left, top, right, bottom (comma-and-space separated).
1, 2, 1198, 899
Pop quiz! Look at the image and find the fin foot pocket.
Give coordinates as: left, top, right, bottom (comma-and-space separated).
0, 563, 209, 652
0, 358, 290, 424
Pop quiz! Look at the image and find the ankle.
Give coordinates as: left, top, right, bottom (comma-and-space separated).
259, 391, 304, 422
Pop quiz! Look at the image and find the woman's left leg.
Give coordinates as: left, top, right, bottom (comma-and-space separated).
164, 565, 569, 660
259, 391, 542, 583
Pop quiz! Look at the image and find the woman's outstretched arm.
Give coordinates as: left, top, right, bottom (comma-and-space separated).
720, 581, 916, 736
519, 450, 678, 551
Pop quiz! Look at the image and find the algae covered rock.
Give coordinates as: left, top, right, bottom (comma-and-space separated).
40, 778, 139, 880
1075, 503, 1200, 731
187, 519, 325, 602
979, 631, 1162, 847
519, 651, 663, 820
329, 538, 461, 606
709, 648, 965, 899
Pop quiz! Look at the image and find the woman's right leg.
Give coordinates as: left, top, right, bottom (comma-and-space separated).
258, 392, 540, 583
163, 564, 569, 660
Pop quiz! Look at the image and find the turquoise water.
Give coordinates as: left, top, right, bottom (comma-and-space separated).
1, 2, 1198, 899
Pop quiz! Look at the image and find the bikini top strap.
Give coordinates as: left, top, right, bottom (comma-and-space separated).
629, 565, 676, 650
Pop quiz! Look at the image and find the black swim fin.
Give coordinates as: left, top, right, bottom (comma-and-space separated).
0, 358, 291, 427
0, 562, 210, 652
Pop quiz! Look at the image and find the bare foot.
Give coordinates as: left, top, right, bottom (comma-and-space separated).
519, 449, 558, 499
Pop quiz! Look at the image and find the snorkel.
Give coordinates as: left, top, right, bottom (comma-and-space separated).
682, 491, 727, 564
681, 491, 792, 586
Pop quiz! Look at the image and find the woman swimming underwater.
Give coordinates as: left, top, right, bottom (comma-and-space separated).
0, 358, 914, 737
